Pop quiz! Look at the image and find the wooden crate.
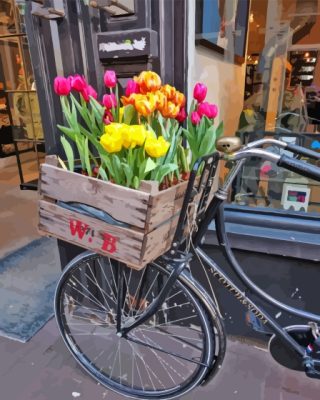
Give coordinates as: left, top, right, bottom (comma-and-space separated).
38, 156, 189, 270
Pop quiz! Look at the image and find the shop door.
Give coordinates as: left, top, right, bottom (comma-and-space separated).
25, 0, 188, 266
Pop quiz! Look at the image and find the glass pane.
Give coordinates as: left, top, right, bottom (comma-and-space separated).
0, 36, 25, 91
7, 91, 40, 141
0, 0, 16, 35
194, 0, 320, 214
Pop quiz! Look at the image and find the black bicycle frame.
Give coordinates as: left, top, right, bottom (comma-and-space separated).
117, 149, 320, 362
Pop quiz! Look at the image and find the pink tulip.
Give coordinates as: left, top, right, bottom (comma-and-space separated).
193, 82, 207, 103
102, 93, 117, 109
191, 111, 201, 125
197, 102, 218, 119
81, 85, 97, 102
125, 79, 140, 96
176, 107, 187, 123
104, 70, 117, 88
53, 76, 71, 96
69, 74, 87, 92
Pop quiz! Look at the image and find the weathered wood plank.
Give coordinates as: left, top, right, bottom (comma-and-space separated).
38, 200, 146, 268
40, 164, 150, 229
146, 180, 188, 231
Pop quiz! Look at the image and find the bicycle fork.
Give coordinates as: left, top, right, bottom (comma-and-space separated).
115, 255, 191, 337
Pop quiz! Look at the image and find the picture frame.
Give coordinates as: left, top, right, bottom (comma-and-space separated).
195, 0, 250, 65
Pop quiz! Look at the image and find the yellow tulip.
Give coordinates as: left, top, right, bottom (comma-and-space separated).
145, 135, 170, 158
135, 71, 162, 94
104, 122, 126, 136
122, 125, 147, 149
100, 130, 123, 153
134, 93, 157, 117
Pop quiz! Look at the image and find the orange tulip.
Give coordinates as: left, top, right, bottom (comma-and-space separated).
173, 91, 186, 107
161, 84, 176, 101
154, 90, 167, 111
135, 71, 161, 94
121, 93, 137, 106
134, 93, 157, 116
161, 101, 180, 118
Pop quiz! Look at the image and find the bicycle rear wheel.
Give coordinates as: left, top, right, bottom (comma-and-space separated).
54, 252, 215, 399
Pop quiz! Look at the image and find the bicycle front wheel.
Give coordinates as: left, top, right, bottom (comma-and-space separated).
54, 252, 214, 399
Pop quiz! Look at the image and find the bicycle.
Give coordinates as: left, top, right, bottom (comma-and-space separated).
54, 135, 320, 399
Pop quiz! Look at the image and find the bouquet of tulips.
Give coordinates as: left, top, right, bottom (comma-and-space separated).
53, 69, 223, 190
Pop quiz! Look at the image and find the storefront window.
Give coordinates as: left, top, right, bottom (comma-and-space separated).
0, 0, 44, 187
195, 0, 320, 214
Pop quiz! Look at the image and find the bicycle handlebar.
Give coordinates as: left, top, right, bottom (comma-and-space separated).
277, 155, 320, 181
245, 138, 320, 160
226, 147, 320, 182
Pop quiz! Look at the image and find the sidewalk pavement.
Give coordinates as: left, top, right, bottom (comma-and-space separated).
1, 318, 320, 400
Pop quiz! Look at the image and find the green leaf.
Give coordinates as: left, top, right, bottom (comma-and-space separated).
199, 126, 215, 156
132, 175, 140, 189
70, 93, 92, 131
144, 157, 157, 173
57, 125, 76, 141
123, 105, 135, 125
60, 136, 74, 172
122, 163, 133, 186
100, 153, 114, 178
89, 97, 105, 133
75, 135, 85, 170
155, 163, 178, 183
98, 166, 109, 181
84, 137, 92, 176
112, 154, 123, 185
216, 120, 224, 139
182, 128, 197, 155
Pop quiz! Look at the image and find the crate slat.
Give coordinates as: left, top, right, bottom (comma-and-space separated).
39, 200, 145, 268
40, 163, 150, 230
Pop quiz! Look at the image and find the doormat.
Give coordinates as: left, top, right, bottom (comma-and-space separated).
0, 237, 61, 343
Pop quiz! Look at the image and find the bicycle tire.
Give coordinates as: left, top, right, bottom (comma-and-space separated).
54, 251, 217, 399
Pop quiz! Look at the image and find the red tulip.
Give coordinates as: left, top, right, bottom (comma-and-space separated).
176, 107, 187, 123
102, 93, 117, 109
193, 82, 207, 103
197, 102, 218, 119
104, 70, 117, 88
125, 79, 140, 96
191, 111, 201, 125
53, 76, 71, 96
69, 74, 87, 92
103, 110, 114, 125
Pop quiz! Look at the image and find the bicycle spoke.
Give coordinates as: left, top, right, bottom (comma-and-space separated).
56, 254, 214, 398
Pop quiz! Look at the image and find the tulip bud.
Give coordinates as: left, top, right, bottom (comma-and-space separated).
54, 76, 71, 96
69, 74, 87, 92
176, 107, 187, 123
191, 111, 201, 125
102, 93, 117, 109
193, 82, 207, 103
104, 70, 117, 88
125, 79, 140, 96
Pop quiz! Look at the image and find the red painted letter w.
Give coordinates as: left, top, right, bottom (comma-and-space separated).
69, 219, 89, 240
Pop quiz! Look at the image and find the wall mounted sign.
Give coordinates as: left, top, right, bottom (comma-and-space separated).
97, 29, 158, 61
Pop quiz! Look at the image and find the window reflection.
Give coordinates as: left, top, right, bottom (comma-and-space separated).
232, 0, 320, 213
